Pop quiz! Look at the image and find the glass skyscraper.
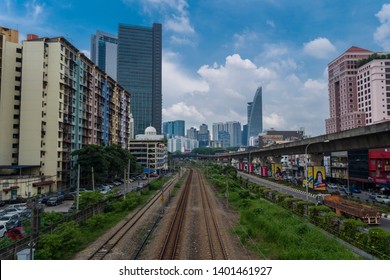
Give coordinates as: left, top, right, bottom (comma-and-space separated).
248, 87, 263, 143
163, 120, 185, 138
117, 23, 162, 135
90, 31, 118, 80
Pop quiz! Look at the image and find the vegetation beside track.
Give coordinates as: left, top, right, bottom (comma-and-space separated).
203, 163, 390, 260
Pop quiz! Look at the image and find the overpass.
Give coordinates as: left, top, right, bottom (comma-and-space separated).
213, 121, 390, 160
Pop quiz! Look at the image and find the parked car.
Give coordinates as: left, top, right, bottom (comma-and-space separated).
369, 192, 378, 200
7, 227, 25, 240
0, 207, 21, 216
19, 208, 32, 219
349, 187, 361, 193
0, 224, 7, 238
374, 195, 390, 204
0, 213, 20, 229
46, 196, 63, 206
63, 193, 75, 200
327, 183, 338, 189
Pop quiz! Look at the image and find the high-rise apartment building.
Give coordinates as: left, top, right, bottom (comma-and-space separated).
163, 120, 185, 138
90, 31, 118, 80
15, 36, 130, 189
212, 122, 225, 141
186, 127, 198, 140
212, 121, 241, 147
0, 27, 22, 166
248, 87, 263, 145
117, 23, 162, 136
357, 57, 390, 125
326, 46, 372, 133
198, 123, 210, 147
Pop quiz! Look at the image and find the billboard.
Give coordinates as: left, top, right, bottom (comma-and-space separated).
306, 166, 314, 190
313, 166, 326, 191
272, 163, 283, 179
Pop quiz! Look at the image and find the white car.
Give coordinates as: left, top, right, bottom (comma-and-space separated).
375, 195, 390, 204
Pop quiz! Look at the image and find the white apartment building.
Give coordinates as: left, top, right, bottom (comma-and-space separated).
0, 28, 22, 166
168, 136, 199, 153
357, 57, 390, 125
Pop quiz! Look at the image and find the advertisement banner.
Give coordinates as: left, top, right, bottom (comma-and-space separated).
261, 166, 268, 177
272, 163, 283, 179
306, 166, 314, 189
313, 166, 326, 191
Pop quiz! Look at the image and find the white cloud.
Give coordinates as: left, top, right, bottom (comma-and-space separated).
266, 20, 275, 28
303, 37, 337, 59
374, 4, 390, 50
263, 113, 285, 129
165, 14, 194, 34
233, 30, 259, 51
162, 102, 206, 125
162, 51, 328, 136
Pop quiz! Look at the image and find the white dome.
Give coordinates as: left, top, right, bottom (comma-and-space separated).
145, 126, 157, 135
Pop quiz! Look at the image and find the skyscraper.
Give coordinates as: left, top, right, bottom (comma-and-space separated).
163, 120, 185, 138
117, 23, 162, 136
212, 121, 241, 147
326, 46, 372, 134
248, 87, 263, 145
198, 124, 210, 147
90, 31, 118, 80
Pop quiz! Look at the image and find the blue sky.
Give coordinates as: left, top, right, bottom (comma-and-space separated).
2, 0, 390, 137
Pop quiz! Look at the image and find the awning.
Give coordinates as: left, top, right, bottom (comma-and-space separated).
32, 180, 55, 187
2, 186, 19, 191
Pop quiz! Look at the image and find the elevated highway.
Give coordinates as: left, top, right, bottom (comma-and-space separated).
213, 121, 390, 160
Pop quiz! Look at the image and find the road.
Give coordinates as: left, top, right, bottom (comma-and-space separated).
238, 172, 390, 232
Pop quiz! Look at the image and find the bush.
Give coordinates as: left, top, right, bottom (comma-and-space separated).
367, 228, 390, 259
36, 221, 82, 259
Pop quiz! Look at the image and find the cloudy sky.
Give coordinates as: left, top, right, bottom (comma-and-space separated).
2, 0, 390, 137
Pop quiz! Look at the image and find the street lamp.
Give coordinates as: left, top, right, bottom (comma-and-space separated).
304, 139, 329, 201
304, 142, 313, 201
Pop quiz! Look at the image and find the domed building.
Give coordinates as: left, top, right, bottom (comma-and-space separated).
130, 126, 167, 174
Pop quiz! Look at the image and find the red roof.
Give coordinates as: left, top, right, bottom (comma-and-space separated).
345, 46, 372, 53
32, 180, 55, 187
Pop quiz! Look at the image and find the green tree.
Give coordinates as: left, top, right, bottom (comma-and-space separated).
105, 144, 141, 179
72, 145, 109, 184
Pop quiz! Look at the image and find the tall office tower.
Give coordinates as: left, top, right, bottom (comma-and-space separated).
186, 127, 198, 139
198, 123, 210, 147
225, 121, 242, 147
118, 23, 162, 135
326, 46, 372, 134
247, 87, 263, 145
19, 36, 132, 188
212, 122, 225, 141
90, 31, 118, 80
163, 120, 185, 138
357, 57, 390, 125
0, 27, 22, 166
242, 124, 248, 146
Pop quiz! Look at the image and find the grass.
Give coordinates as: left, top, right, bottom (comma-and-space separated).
238, 198, 360, 259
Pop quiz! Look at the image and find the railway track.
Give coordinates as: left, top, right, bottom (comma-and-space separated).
196, 168, 228, 259
159, 169, 192, 259
158, 168, 228, 259
88, 175, 178, 260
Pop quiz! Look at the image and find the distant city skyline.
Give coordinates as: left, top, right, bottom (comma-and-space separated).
2, 1, 390, 136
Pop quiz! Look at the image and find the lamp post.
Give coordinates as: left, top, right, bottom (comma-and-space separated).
304, 143, 312, 201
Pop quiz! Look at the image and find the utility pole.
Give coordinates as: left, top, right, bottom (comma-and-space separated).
127, 159, 130, 195
124, 168, 127, 199
76, 164, 80, 212
91, 167, 95, 191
